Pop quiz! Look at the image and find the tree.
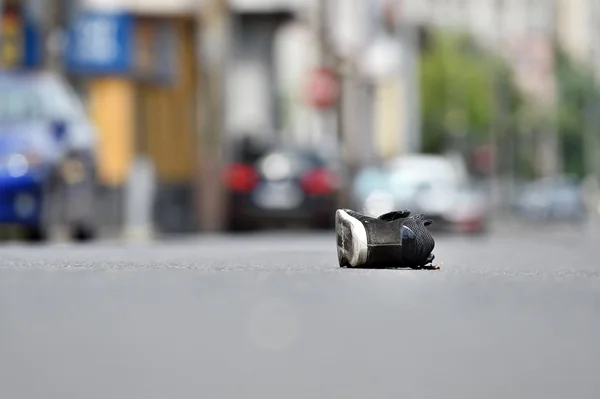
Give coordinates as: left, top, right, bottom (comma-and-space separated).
419, 31, 522, 161
554, 47, 600, 179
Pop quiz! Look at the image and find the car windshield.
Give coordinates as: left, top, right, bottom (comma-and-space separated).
0, 75, 87, 123
390, 173, 457, 199
386, 158, 461, 199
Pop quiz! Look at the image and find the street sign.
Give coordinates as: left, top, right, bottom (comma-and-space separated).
64, 11, 135, 75
305, 67, 339, 109
64, 11, 175, 82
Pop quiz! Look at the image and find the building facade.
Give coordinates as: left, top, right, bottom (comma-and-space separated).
556, 0, 600, 76
400, 0, 558, 104
63, 0, 205, 234
225, 0, 421, 165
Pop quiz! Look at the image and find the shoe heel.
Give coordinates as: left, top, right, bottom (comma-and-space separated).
335, 209, 368, 267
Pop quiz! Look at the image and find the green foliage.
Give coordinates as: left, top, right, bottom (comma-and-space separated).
419, 31, 522, 155
418, 29, 600, 179
554, 47, 600, 179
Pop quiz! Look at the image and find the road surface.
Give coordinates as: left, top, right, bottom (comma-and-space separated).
0, 227, 598, 399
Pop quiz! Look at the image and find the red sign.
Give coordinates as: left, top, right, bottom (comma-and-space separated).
305, 67, 339, 109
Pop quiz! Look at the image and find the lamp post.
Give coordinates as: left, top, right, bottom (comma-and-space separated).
197, 0, 230, 232
327, 0, 373, 180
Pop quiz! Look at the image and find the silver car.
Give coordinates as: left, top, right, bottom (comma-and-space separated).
352, 154, 489, 234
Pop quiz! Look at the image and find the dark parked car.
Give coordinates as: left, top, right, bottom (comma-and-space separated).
223, 147, 341, 231
0, 71, 99, 241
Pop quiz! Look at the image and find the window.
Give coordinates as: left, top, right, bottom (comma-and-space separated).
0, 86, 44, 121
37, 76, 87, 121
0, 75, 87, 122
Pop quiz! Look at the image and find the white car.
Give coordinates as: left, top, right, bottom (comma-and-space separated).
353, 154, 489, 234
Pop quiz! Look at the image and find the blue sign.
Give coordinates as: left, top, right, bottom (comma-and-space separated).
64, 11, 134, 75
22, 18, 42, 68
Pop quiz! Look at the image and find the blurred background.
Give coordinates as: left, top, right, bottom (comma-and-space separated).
0, 0, 599, 241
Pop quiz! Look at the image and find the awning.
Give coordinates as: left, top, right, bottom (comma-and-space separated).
229, 0, 305, 13
81, 0, 203, 15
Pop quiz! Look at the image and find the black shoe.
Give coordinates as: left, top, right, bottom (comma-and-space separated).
335, 209, 436, 269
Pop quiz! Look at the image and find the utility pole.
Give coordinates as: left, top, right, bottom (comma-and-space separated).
315, 0, 342, 150
315, 0, 348, 206
400, 14, 422, 154
315, 0, 331, 70
489, 66, 504, 218
542, 0, 561, 179
582, 0, 600, 228
583, 55, 596, 181
197, 0, 229, 231
589, 0, 600, 183
43, 0, 62, 72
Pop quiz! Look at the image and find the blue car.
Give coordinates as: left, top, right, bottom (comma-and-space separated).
0, 71, 99, 241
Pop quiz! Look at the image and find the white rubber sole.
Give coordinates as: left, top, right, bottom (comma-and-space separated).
335, 209, 368, 267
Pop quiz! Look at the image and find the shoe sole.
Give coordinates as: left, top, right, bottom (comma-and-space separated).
335, 209, 368, 267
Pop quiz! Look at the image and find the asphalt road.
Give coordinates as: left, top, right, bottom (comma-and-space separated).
0, 226, 599, 399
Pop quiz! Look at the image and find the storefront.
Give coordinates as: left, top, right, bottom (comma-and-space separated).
63, 8, 202, 233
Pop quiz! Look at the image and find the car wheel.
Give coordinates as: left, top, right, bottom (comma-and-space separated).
227, 216, 257, 233
311, 213, 335, 230
70, 222, 97, 242
24, 226, 48, 242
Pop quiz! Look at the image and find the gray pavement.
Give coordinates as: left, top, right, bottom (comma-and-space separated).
0, 228, 599, 399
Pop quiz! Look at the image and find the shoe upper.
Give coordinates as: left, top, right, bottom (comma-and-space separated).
394, 215, 435, 266
343, 209, 435, 267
